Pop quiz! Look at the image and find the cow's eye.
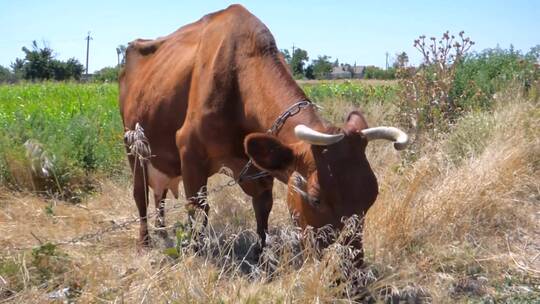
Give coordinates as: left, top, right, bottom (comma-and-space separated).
308, 196, 320, 206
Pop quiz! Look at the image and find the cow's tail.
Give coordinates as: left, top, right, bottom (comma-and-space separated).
124, 123, 151, 164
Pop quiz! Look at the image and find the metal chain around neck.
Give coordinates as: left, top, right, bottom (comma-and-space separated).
238, 100, 314, 182
267, 100, 312, 135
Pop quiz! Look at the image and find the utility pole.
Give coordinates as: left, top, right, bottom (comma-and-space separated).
292, 43, 295, 56
85, 32, 93, 77
385, 52, 389, 70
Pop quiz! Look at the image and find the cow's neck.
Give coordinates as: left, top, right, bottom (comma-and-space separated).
240, 56, 327, 139
239, 55, 328, 182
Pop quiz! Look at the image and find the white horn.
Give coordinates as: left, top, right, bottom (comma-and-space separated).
294, 124, 344, 146
361, 127, 409, 150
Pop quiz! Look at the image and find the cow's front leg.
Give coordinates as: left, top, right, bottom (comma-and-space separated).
251, 189, 273, 248
179, 145, 210, 247
154, 189, 168, 238
236, 168, 274, 255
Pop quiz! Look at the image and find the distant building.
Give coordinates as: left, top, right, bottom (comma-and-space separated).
80, 73, 94, 82
329, 66, 352, 79
328, 65, 365, 79
350, 65, 365, 79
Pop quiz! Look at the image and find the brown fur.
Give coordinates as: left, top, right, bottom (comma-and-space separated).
119, 5, 378, 263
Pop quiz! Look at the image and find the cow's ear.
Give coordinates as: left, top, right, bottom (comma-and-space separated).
345, 111, 369, 133
244, 133, 294, 171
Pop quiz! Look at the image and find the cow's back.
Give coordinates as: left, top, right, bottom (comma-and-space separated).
119, 4, 283, 177
119, 14, 209, 176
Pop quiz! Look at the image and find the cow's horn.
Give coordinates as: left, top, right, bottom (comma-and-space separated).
361, 127, 409, 150
294, 124, 344, 146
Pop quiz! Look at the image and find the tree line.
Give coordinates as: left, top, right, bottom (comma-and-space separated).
1, 41, 84, 82
279, 47, 411, 80
0, 41, 128, 83
0, 40, 405, 83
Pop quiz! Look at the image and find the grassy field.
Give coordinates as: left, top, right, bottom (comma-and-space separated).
0, 81, 538, 303
0, 83, 124, 201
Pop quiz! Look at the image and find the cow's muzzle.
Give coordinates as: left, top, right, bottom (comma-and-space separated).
290, 171, 320, 208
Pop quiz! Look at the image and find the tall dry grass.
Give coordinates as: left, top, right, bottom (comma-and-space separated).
1, 88, 538, 303
363, 88, 539, 301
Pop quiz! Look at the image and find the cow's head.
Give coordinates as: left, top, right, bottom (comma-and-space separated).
244, 111, 408, 262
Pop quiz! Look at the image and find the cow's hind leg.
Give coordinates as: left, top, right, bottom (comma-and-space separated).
130, 156, 151, 248
125, 123, 153, 249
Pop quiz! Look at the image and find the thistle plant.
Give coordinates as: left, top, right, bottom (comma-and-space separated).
397, 31, 475, 135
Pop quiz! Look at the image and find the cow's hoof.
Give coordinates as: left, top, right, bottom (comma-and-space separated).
137, 236, 152, 252
189, 239, 203, 253
137, 246, 151, 255
253, 245, 263, 262
156, 228, 168, 239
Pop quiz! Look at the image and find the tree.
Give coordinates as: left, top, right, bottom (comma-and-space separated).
50, 58, 84, 81
20, 41, 55, 80
64, 58, 84, 80
526, 45, 540, 61
289, 48, 309, 78
364, 66, 396, 80
280, 49, 291, 64
116, 44, 127, 66
311, 55, 333, 79
10, 58, 25, 79
13, 41, 84, 81
93, 66, 121, 82
304, 64, 314, 79
0, 65, 17, 83
394, 52, 409, 68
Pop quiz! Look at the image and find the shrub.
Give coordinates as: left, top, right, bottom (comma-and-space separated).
396, 31, 474, 135
93, 66, 121, 82
397, 35, 540, 144
364, 66, 396, 80
0, 65, 18, 83
451, 46, 540, 109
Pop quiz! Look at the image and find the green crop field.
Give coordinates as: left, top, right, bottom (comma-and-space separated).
0, 83, 124, 199
302, 79, 398, 105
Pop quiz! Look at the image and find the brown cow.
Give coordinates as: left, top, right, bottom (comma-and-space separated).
119, 4, 408, 264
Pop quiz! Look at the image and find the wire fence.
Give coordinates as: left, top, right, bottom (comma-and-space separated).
8, 172, 241, 252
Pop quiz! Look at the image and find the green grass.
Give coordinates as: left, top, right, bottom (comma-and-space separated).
0, 82, 124, 198
301, 80, 398, 105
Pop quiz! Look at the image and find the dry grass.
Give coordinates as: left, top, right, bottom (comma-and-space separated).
364, 90, 540, 302
1, 90, 539, 303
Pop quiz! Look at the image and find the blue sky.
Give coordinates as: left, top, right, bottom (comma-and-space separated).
1, 0, 539, 73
